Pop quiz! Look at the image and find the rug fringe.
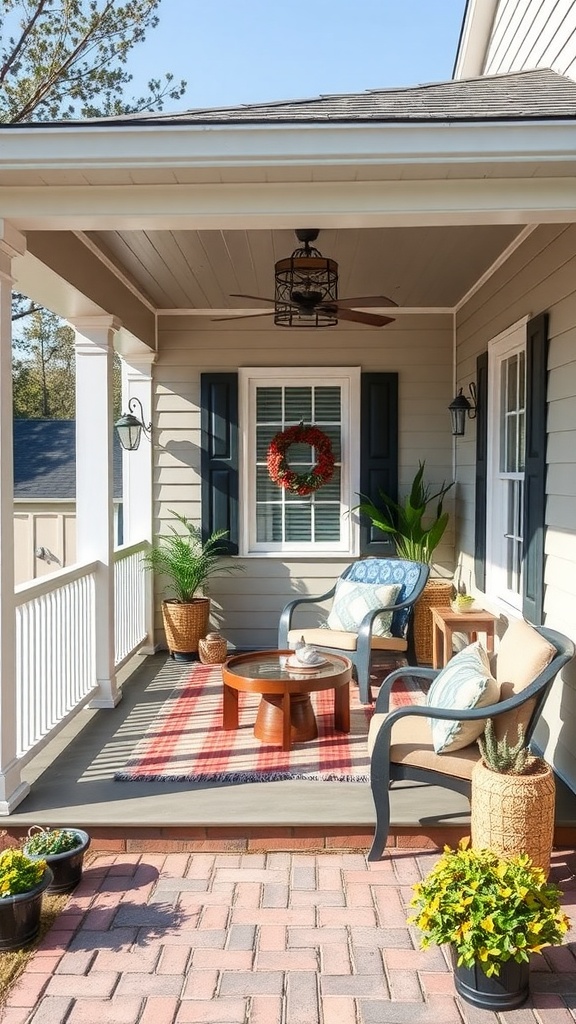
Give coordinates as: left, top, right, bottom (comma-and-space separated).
114, 770, 370, 783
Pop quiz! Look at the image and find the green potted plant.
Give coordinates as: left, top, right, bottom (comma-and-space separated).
472, 723, 555, 876
0, 847, 53, 951
23, 826, 90, 894
409, 838, 570, 1010
354, 460, 454, 662
143, 510, 243, 660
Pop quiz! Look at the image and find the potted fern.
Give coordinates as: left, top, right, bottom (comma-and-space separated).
354, 461, 454, 662
143, 510, 243, 660
23, 827, 90, 894
471, 722, 555, 876
0, 848, 53, 951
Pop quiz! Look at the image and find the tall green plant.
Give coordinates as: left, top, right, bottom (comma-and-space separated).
142, 510, 242, 603
354, 461, 454, 563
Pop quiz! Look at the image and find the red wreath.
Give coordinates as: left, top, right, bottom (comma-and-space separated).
267, 424, 335, 496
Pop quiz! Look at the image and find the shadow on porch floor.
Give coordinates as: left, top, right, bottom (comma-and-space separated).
3, 652, 576, 854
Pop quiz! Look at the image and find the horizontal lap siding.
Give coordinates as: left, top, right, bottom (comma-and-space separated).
455, 223, 576, 789
484, 0, 576, 79
154, 315, 453, 649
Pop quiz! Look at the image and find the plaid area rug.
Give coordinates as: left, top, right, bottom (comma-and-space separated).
115, 661, 425, 784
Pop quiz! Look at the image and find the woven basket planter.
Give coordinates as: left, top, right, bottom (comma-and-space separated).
162, 598, 210, 658
471, 758, 555, 876
198, 633, 228, 665
413, 577, 452, 664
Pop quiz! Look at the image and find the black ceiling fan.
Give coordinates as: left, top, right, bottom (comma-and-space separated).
213, 229, 397, 328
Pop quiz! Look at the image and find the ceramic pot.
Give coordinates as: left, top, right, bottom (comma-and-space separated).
451, 949, 529, 1010
0, 867, 53, 951
23, 829, 91, 894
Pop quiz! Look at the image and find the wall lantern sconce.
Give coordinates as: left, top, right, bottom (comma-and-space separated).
114, 397, 152, 451
449, 382, 477, 437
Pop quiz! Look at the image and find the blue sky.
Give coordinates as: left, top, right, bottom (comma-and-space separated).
129, 0, 469, 111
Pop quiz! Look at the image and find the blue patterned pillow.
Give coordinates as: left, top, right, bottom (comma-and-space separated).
426, 641, 500, 754
326, 580, 401, 637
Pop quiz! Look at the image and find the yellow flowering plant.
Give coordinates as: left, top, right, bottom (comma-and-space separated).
0, 848, 47, 898
409, 839, 570, 977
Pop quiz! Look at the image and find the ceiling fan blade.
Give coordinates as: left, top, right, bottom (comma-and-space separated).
327, 307, 395, 327
229, 292, 276, 303
211, 311, 275, 322
334, 295, 398, 309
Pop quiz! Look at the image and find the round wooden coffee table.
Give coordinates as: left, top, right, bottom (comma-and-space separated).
222, 650, 352, 752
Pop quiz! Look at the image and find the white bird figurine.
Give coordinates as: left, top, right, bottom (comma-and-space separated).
295, 643, 324, 666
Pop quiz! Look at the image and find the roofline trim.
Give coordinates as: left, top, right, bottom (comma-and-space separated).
453, 0, 499, 80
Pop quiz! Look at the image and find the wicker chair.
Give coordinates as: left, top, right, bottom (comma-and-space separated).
367, 619, 575, 860
278, 558, 430, 704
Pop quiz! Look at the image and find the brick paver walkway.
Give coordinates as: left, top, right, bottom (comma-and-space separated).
2, 849, 576, 1024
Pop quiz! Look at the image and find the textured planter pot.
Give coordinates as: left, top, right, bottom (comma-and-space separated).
24, 829, 91, 894
413, 578, 452, 664
0, 867, 53, 951
471, 758, 555, 875
452, 950, 530, 1010
162, 598, 210, 658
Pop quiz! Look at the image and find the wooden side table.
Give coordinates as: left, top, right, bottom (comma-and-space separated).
431, 606, 498, 669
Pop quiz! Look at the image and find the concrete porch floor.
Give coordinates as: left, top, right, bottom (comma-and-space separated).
3, 651, 576, 853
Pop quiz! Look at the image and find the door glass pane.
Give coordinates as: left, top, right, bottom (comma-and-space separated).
257, 388, 282, 422
285, 387, 312, 424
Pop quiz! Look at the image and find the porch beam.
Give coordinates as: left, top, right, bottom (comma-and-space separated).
0, 221, 30, 813
3, 177, 576, 231
72, 315, 122, 709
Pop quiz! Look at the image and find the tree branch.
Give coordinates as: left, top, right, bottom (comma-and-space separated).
0, 0, 50, 85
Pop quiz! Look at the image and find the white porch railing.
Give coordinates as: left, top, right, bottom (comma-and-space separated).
114, 540, 148, 668
15, 561, 98, 761
14, 539, 149, 764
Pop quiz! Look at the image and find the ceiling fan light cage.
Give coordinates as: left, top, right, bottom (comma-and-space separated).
274, 250, 339, 328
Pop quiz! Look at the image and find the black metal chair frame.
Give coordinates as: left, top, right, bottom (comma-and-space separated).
278, 559, 430, 704
368, 624, 575, 860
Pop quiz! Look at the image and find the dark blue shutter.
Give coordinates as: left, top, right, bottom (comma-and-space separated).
522, 313, 548, 624
201, 373, 239, 555
359, 372, 398, 555
474, 351, 489, 591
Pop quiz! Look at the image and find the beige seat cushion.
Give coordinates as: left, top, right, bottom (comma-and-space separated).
494, 619, 556, 742
287, 627, 408, 654
368, 712, 480, 781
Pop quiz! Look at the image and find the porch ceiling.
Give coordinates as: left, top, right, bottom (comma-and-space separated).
74, 224, 521, 312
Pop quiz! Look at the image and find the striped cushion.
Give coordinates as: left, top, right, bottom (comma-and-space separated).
426, 641, 500, 754
326, 580, 401, 637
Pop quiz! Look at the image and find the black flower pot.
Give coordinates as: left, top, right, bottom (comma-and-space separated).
0, 867, 53, 951
452, 949, 530, 1010
24, 829, 90, 894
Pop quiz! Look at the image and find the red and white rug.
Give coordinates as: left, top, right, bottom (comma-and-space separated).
115, 661, 425, 784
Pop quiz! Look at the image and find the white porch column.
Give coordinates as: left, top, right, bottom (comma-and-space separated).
72, 316, 122, 708
0, 222, 30, 813
121, 350, 156, 651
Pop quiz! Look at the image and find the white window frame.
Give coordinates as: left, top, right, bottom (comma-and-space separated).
238, 366, 361, 557
486, 319, 528, 614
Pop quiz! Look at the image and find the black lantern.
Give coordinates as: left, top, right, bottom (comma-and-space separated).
114, 397, 152, 451
449, 383, 477, 437
274, 229, 339, 328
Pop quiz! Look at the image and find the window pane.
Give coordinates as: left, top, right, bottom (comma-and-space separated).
519, 351, 525, 410
314, 467, 341, 501
314, 387, 341, 422
507, 354, 517, 412
256, 504, 282, 542
285, 387, 312, 424
256, 466, 279, 501
257, 387, 282, 422
286, 442, 312, 464
322, 425, 341, 461
315, 505, 341, 541
256, 425, 277, 460
518, 412, 525, 472
285, 503, 311, 542
506, 415, 518, 472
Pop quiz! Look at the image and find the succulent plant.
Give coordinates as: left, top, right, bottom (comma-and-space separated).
478, 721, 532, 775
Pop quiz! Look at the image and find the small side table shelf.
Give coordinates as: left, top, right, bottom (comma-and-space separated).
431, 606, 498, 669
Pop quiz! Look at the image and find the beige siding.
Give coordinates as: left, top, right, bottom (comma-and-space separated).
14, 503, 76, 585
154, 315, 455, 649
455, 222, 576, 788
485, 0, 576, 80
